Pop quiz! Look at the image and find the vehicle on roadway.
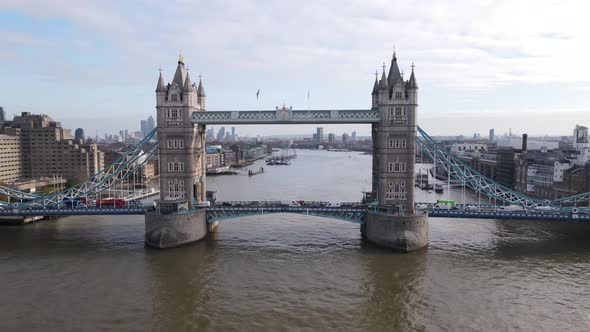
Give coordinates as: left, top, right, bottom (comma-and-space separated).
434, 200, 457, 210
497, 205, 526, 212
532, 206, 558, 213
280, 200, 301, 207
416, 203, 429, 210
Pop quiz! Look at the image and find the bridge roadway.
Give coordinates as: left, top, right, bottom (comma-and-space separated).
2, 201, 590, 223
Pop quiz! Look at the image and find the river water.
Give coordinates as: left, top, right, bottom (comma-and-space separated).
1, 150, 589, 331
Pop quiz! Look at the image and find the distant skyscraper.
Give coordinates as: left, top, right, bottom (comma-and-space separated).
352, 131, 357, 141
217, 127, 226, 141
147, 116, 155, 133
316, 127, 324, 143
489, 129, 495, 143
206, 127, 215, 141
74, 128, 85, 142
231, 127, 236, 141
0, 106, 4, 125
141, 120, 148, 138
328, 133, 335, 143
124, 129, 129, 139
342, 133, 349, 145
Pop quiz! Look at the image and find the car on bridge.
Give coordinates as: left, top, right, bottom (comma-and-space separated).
416, 203, 429, 210
280, 200, 301, 207
434, 200, 457, 210
497, 205, 526, 212
532, 206, 559, 213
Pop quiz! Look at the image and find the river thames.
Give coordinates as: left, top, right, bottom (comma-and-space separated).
1, 150, 589, 331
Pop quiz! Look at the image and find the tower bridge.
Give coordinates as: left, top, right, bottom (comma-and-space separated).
3, 50, 590, 251
145, 51, 428, 252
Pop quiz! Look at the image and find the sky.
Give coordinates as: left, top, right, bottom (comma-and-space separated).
2, 0, 590, 138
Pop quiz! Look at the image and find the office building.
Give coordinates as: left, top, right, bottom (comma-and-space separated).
147, 116, 155, 133
140, 120, 148, 138
0, 132, 22, 181
316, 127, 324, 143
342, 133, 349, 145
74, 128, 85, 142
1, 112, 104, 181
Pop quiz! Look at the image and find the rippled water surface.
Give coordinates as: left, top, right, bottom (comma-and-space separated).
1, 150, 589, 331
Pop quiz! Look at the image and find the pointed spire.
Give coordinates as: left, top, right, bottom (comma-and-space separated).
156, 67, 166, 92
387, 49, 402, 87
172, 56, 187, 90
178, 50, 184, 64
378, 63, 388, 89
197, 73, 206, 97
408, 62, 418, 89
371, 70, 379, 95
183, 70, 195, 92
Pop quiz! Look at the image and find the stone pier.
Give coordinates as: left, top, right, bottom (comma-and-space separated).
145, 209, 207, 249
362, 211, 429, 252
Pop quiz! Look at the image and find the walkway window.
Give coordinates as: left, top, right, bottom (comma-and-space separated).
168, 162, 185, 172
389, 139, 394, 148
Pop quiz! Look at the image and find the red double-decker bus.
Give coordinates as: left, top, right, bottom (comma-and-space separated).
99, 199, 126, 208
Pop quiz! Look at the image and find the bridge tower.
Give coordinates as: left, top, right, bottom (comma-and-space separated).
145, 55, 209, 248
362, 52, 429, 252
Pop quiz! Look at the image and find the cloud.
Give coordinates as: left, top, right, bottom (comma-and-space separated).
2, 0, 590, 136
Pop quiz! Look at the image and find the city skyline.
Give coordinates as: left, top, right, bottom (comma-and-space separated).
2, 1, 590, 137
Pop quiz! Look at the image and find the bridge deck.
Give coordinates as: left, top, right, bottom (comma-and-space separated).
2, 203, 589, 223
192, 109, 380, 125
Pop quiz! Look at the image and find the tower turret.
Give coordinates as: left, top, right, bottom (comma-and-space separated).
407, 63, 418, 104
156, 70, 167, 105
197, 75, 206, 110
183, 71, 197, 106
371, 71, 378, 108
172, 55, 187, 90
387, 51, 402, 88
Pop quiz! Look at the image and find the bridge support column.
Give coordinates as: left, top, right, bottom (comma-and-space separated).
208, 220, 219, 232
145, 209, 207, 249
362, 211, 429, 252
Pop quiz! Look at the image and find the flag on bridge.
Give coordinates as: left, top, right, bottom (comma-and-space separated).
256, 89, 260, 100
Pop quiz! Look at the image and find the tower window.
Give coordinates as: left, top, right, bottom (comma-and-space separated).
395, 91, 402, 99
395, 107, 402, 116
171, 94, 178, 102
